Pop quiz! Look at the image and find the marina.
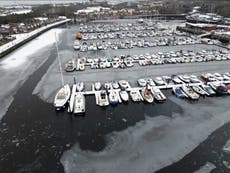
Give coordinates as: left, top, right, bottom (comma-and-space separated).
53, 72, 230, 113
0, 3, 230, 172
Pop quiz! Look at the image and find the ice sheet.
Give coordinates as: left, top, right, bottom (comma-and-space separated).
61, 96, 230, 173
0, 28, 64, 120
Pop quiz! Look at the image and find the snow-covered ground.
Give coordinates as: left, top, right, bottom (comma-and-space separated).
61, 96, 230, 173
0, 19, 70, 55
0, 28, 64, 120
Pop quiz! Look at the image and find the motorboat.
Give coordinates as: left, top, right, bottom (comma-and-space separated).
65, 59, 76, 72
118, 80, 130, 89
109, 90, 119, 105
210, 83, 228, 95
191, 85, 208, 96
145, 78, 155, 86
190, 75, 202, 83
94, 82, 101, 91
138, 78, 147, 87
141, 88, 154, 103
73, 40, 81, 50
104, 82, 111, 90
112, 81, 119, 89
73, 92, 85, 114
172, 76, 183, 84
79, 63, 85, 71
154, 77, 165, 86
181, 85, 200, 100
119, 90, 129, 102
201, 85, 216, 96
76, 82, 84, 92
178, 74, 190, 83
98, 91, 109, 106
172, 87, 187, 98
215, 85, 228, 95
130, 89, 143, 102
150, 87, 166, 102
54, 84, 71, 110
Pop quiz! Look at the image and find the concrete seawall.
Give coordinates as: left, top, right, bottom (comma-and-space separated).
0, 19, 70, 59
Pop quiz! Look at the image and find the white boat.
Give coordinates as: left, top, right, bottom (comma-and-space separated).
178, 74, 190, 83
98, 91, 109, 106
150, 87, 166, 102
172, 86, 188, 98
191, 85, 208, 96
109, 90, 119, 105
104, 82, 111, 90
73, 40, 80, 50
79, 63, 85, 71
172, 76, 183, 84
154, 77, 165, 86
68, 84, 77, 113
118, 80, 130, 89
138, 78, 147, 87
181, 85, 200, 100
73, 92, 85, 114
141, 88, 154, 103
76, 82, 84, 92
190, 75, 202, 83
94, 82, 101, 90
119, 90, 129, 102
130, 89, 142, 102
112, 81, 119, 89
54, 84, 71, 110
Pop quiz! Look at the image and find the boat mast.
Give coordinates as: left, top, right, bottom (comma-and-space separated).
55, 32, 64, 86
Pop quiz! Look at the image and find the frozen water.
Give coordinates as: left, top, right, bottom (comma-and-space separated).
61, 96, 230, 173
0, 28, 64, 120
193, 162, 216, 173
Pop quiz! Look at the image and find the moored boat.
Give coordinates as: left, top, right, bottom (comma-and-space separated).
181, 85, 200, 100
119, 90, 129, 102
76, 82, 84, 92
109, 90, 119, 105
73, 92, 85, 114
141, 88, 154, 103
172, 86, 187, 98
201, 85, 216, 96
98, 91, 109, 106
94, 82, 101, 91
54, 84, 71, 110
150, 87, 166, 102
191, 85, 208, 96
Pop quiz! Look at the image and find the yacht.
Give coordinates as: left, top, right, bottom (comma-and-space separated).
54, 84, 71, 110
73, 92, 85, 114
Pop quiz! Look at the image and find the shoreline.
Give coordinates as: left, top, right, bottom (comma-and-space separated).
0, 19, 70, 59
